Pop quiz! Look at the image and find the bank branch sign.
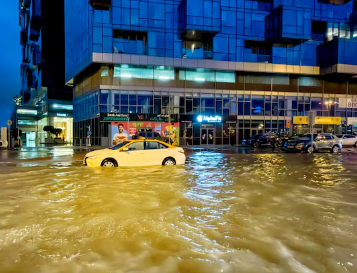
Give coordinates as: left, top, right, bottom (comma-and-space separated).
197, 115, 222, 123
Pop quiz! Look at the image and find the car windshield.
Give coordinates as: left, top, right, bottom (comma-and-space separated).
300, 134, 318, 139
110, 141, 130, 150
250, 135, 262, 139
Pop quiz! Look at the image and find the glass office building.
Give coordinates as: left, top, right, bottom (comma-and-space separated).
65, 0, 357, 146
16, 0, 73, 145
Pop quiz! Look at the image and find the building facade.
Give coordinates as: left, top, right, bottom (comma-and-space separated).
66, 0, 357, 146
15, 0, 73, 146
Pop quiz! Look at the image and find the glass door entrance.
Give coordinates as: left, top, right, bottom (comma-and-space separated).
201, 128, 214, 145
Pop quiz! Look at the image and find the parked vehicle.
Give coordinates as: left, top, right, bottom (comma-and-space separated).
283, 133, 342, 153
242, 133, 282, 148
335, 134, 357, 147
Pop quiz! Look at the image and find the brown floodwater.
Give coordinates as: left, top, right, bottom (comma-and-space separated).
1, 151, 357, 272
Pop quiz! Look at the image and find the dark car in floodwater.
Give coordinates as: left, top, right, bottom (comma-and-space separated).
242, 133, 282, 148
283, 133, 342, 153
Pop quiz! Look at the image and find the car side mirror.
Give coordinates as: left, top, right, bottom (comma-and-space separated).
122, 147, 128, 151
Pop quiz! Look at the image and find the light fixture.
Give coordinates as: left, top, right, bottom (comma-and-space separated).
120, 74, 132, 78
195, 78, 205, 82
159, 76, 170, 80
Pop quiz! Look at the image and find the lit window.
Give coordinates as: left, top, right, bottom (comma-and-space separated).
153, 66, 175, 80
114, 65, 153, 79
179, 69, 235, 83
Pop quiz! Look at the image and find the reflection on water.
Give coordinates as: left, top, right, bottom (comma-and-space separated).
1, 153, 357, 272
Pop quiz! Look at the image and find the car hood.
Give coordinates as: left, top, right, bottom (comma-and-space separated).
85, 149, 114, 157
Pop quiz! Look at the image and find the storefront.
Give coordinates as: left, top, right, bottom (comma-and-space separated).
293, 116, 342, 135
100, 113, 179, 146
179, 114, 237, 145
37, 113, 73, 144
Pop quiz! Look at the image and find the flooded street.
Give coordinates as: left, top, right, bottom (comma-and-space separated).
1, 151, 357, 272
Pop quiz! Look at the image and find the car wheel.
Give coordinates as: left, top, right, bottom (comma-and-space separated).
274, 142, 280, 148
253, 142, 259, 148
163, 158, 176, 166
354, 141, 357, 148
306, 146, 314, 154
331, 145, 340, 154
101, 158, 118, 167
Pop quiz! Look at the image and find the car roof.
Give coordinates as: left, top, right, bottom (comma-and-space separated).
125, 139, 175, 147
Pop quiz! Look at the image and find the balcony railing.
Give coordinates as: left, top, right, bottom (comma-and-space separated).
257, 55, 272, 63
183, 49, 214, 60
113, 40, 147, 55
203, 51, 213, 60
311, 33, 326, 42
244, 54, 272, 63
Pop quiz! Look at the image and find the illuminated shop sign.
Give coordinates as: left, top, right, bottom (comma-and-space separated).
53, 104, 73, 111
17, 109, 37, 115
57, 113, 68, 117
101, 113, 177, 122
197, 115, 222, 123
103, 113, 130, 122
18, 120, 37, 125
149, 114, 172, 122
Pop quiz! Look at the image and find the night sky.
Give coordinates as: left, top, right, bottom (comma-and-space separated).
0, 1, 21, 128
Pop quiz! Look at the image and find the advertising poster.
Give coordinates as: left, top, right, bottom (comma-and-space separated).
111, 121, 180, 146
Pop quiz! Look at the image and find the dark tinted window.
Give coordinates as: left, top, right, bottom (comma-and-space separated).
323, 135, 333, 140
335, 135, 343, 138
126, 142, 144, 151
345, 135, 356, 138
147, 133, 153, 137
146, 141, 159, 149
153, 132, 160, 137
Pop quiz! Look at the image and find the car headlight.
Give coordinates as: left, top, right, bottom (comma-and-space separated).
87, 155, 99, 159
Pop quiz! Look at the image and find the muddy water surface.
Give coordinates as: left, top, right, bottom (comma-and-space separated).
0, 152, 357, 272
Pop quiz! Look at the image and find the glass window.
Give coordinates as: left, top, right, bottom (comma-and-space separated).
146, 141, 160, 149
154, 66, 175, 80
252, 95, 264, 115
138, 94, 153, 106
129, 94, 137, 105
201, 94, 215, 108
179, 69, 235, 83
100, 90, 110, 105
114, 64, 153, 79
101, 66, 109, 77
121, 93, 128, 105
126, 141, 144, 151
311, 97, 322, 111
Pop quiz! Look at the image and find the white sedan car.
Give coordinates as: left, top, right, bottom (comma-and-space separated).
335, 134, 357, 147
84, 139, 186, 167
